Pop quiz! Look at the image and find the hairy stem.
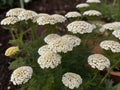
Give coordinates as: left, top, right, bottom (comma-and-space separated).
113, 0, 117, 6
85, 70, 99, 86
20, 0, 24, 8
10, 30, 16, 40
100, 59, 120, 85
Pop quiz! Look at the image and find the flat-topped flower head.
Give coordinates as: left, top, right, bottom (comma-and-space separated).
51, 14, 66, 23
100, 22, 120, 32
38, 45, 52, 55
83, 10, 102, 16
48, 37, 73, 53
67, 21, 95, 34
18, 10, 37, 21
76, 3, 90, 9
86, 0, 101, 3
1, 17, 19, 25
62, 34, 81, 47
10, 66, 33, 85
44, 34, 61, 44
5, 46, 20, 57
100, 40, 120, 53
32, 13, 50, 23
37, 15, 56, 25
6, 8, 25, 17
112, 30, 120, 39
88, 54, 110, 70
37, 51, 61, 69
62, 72, 82, 89
65, 11, 81, 18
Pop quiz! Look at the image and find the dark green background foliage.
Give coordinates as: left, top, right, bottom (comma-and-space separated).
91, 0, 120, 21
0, 0, 19, 10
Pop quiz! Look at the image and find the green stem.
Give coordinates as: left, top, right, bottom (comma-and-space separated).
43, 24, 57, 37
10, 30, 16, 40
20, 0, 24, 8
14, 29, 19, 39
64, 86, 68, 90
113, 0, 117, 6
31, 28, 35, 40
28, 21, 38, 40
100, 59, 120, 85
31, 24, 38, 40
85, 70, 99, 87
19, 31, 24, 46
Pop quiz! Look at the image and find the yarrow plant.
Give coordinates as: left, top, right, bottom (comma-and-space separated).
1, 0, 120, 90
65, 11, 81, 21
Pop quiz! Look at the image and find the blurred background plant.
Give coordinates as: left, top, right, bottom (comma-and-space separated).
0, 0, 31, 11
89, 0, 120, 21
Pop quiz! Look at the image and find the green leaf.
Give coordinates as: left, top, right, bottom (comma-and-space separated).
9, 57, 25, 70
42, 75, 54, 90
112, 83, 120, 90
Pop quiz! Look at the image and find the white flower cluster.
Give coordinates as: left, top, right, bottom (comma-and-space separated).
100, 40, 120, 53
37, 51, 61, 69
1, 8, 38, 25
86, 0, 101, 3
48, 34, 81, 53
44, 34, 61, 44
62, 35, 81, 47
6, 8, 25, 17
100, 22, 120, 32
1, 17, 20, 25
88, 54, 110, 70
37, 34, 81, 69
51, 14, 67, 23
67, 21, 95, 34
38, 34, 62, 69
62, 72, 82, 89
37, 14, 66, 25
76, 3, 90, 9
112, 30, 120, 39
83, 10, 102, 16
65, 11, 81, 18
32, 13, 50, 23
48, 38, 72, 53
37, 15, 55, 25
18, 10, 37, 21
2, 8, 66, 26
38, 45, 52, 55
10, 66, 33, 85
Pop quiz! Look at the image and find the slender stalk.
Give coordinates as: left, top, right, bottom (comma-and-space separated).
113, 0, 117, 6
31, 28, 35, 40
85, 70, 99, 86
64, 86, 68, 90
10, 30, 16, 40
20, 0, 24, 8
100, 59, 120, 85
14, 29, 19, 39
19, 31, 24, 46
